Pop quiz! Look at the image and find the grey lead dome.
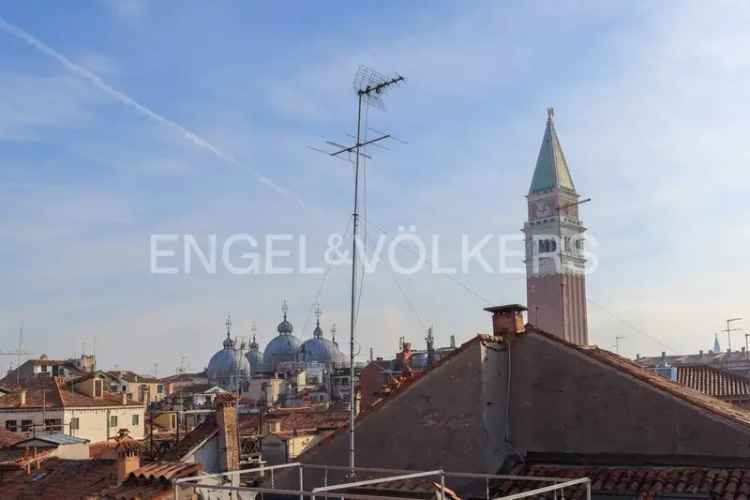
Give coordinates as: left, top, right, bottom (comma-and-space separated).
207, 335, 250, 383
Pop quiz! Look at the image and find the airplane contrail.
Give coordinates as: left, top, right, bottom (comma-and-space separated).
0, 16, 303, 206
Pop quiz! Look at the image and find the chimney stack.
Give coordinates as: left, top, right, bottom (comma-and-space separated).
114, 430, 141, 485
484, 304, 527, 337
19, 389, 27, 406
122, 392, 128, 405
215, 393, 239, 472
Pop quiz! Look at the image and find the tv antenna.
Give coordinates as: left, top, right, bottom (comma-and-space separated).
310, 65, 405, 476
723, 317, 743, 351
0, 326, 33, 383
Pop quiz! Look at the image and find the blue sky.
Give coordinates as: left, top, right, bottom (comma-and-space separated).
1, 1, 749, 375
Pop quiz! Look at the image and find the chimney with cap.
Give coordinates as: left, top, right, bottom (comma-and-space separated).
215, 393, 239, 472
484, 304, 527, 337
114, 430, 140, 485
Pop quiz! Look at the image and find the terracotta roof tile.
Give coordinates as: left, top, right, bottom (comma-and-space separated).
675, 365, 750, 399
0, 457, 116, 499
237, 407, 350, 437
128, 460, 201, 481
0, 375, 142, 410
497, 463, 750, 500
0, 428, 25, 448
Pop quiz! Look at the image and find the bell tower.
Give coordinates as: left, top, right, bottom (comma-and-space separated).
524, 108, 589, 345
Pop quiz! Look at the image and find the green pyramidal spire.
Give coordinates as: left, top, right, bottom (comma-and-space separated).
529, 108, 576, 194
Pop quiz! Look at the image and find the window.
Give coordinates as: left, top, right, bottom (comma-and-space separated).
5, 420, 17, 432
110, 415, 118, 427
41, 365, 48, 373
538, 239, 557, 253
94, 379, 103, 398
132, 414, 139, 426
171, 414, 176, 428
44, 418, 62, 432
70, 417, 79, 431
157, 384, 164, 394
21, 420, 32, 432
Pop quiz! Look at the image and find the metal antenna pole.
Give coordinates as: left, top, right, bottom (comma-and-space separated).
312, 66, 405, 477
723, 318, 743, 352
348, 90, 363, 476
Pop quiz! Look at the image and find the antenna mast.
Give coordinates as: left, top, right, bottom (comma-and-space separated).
723, 318, 743, 351
324, 66, 405, 476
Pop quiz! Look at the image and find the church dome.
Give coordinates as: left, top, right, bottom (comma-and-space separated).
207, 316, 251, 384
299, 336, 346, 365
263, 302, 302, 372
298, 307, 347, 365
263, 335, 301, 372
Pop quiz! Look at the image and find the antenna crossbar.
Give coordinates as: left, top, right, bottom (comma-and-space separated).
330, 134, 390, 157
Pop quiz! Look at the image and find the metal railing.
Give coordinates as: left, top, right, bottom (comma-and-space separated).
174, 462, 591, 500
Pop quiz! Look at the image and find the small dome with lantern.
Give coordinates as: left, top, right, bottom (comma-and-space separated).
299, 306, 347, 365
263, 301, 302, 372
207, 315, 251, 385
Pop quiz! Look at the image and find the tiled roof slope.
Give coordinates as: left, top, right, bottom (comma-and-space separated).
237, 407, 350, 437
638, 351, 750, 367
0, 376, 141, 409
498, 463, 750, 500
161, 417, 219, 461
676, 365, 750, 399
101, 462, 202, 499
527, 326, 750, 429
0, 428, 24, 448
0, 457, 117, 499
106, 370, 159, 383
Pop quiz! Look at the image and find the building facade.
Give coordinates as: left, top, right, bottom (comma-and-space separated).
524, 108, 589, 345
0, 374, 144, 443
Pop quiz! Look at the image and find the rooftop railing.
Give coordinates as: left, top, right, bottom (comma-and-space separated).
174, 462, 591, 500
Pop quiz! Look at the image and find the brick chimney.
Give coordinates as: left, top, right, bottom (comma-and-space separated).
114, 430, 141, 485
484, 304, 527, 337
215, 393, 239, 472
19, 389, 27, 406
